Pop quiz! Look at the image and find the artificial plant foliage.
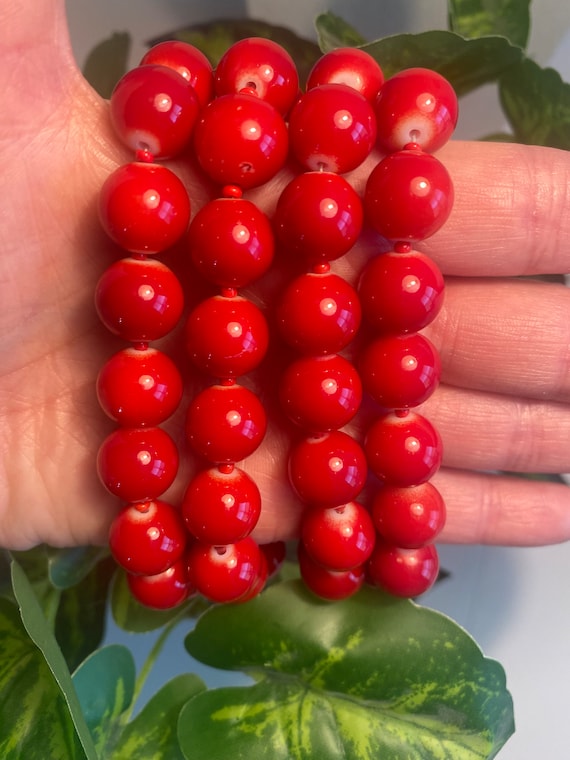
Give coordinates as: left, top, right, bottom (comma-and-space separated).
181, 581, 514, 759
447, 0, 531, 49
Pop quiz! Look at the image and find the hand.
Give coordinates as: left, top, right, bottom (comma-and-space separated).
1, 0, 569, 551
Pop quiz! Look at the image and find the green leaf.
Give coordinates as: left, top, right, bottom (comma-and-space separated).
72, 645, 136, 755
499, 56, 570, 149
359, 30, 523, 96
83, 32, 131, 98
181, 581, 514, 759
55, 557, 116, 672
11, 546, 61, 625
111, 569, 204, 633
448, 0, 531, 49
0, 598, 86, 760
150, 20, 321, 88
112, 674, 205, 760
314, 11, 367, 51
48, 546, 109, 590
8, 561, 99, 759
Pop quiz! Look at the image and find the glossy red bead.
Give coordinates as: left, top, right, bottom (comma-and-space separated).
214, 37, 298, 116
298, 542, 364, 600
126, 558, 194, 609
364, 411, 442, 487
306, 47, 384, 102
182, 466, 261, 544
185, 295, 269, 377
109, 499, 187, 575
185, 383, 267, 463
359, 333, 441, 409
358, 250, 444, 333
288, 430, 367, 506
374, 67, 458, 153
110, 64, 200, 158
364, 149, 454, 242
188, 197, 274, 288
288, 83, 377, 173
367, 541, 439, 598
279, 354, 362, 431
96, 346, 183, 426
301, 501, 376, 571
276, 272, 361, 354
97, 426, 179, 502
273, 171, 363, 264
193, 92, 288, 189
140, 40, 214, 107
98, 162, 190, 255
372, 482, 446, 548
187, 537, 262, 603
95, 258, 184, 342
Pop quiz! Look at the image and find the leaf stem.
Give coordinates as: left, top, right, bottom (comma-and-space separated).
123, 600, 199, 723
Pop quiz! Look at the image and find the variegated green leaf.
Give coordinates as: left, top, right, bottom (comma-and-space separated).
314, 11, 367, 51
448, 0, 531, 49
181, 581, 514, 759
0, 598, 87, 760
10, 559, 98, 760
355, 29, 523, 96
499, 56, 570, 149
72, 645, 135, 755
112, 674, 205, 760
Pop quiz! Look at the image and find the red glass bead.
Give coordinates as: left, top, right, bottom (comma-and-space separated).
182, 466, 261, 544
374, 68, 458, 153
359, 333, 441, 409
288, 83, 376, 173
358, 250, 444, 333
367, 541, 439, 598
306, 47, 384, 102
301, 501, 376, 571
279, 354, 362, 431
288, 430, 367, 506
364, 411, 442, 487
273, 171, 363, 264
110, 64, 200, 158
185, 295, 269, 377
193, 92, 288, 189
140, 40, 214, 107
372, 482, 446, 548
109, 499, 187, 575
298, 542, 364, 600
235, 551, 269, 602
97, 426, 179, 502
187, 537, 262, 603
188, 197, 274, 288
95, 258, 184, 342
276, 272, 361, 354
185, 383, 267, 463
126, 557, 194, 609
98, 162, 190, 255
96, 346, 183, 426
214, 37, 298, 116
364, 149, 454, 242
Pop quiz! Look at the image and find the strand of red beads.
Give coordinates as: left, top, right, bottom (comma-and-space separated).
94, 35, 457, 609
180, 38, 298, 604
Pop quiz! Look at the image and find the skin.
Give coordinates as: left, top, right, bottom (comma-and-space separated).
1, 0, 570, 550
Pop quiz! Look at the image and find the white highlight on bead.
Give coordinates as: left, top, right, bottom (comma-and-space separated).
154, 93, 173, 113
328, 456, 344, 472
226, 410, 242, 427
227, 321, 243, 338
138, 284, 155, 301
319, 297, 337, 316
137, 450, 152, 465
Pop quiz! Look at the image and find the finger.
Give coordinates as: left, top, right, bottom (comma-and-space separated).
435, 468, 570, 546
424, 276, 570, 402
421, 383, 570, 474
322, 141, 570, 280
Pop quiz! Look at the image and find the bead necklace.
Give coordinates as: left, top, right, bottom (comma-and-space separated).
94, 37, 457, 609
